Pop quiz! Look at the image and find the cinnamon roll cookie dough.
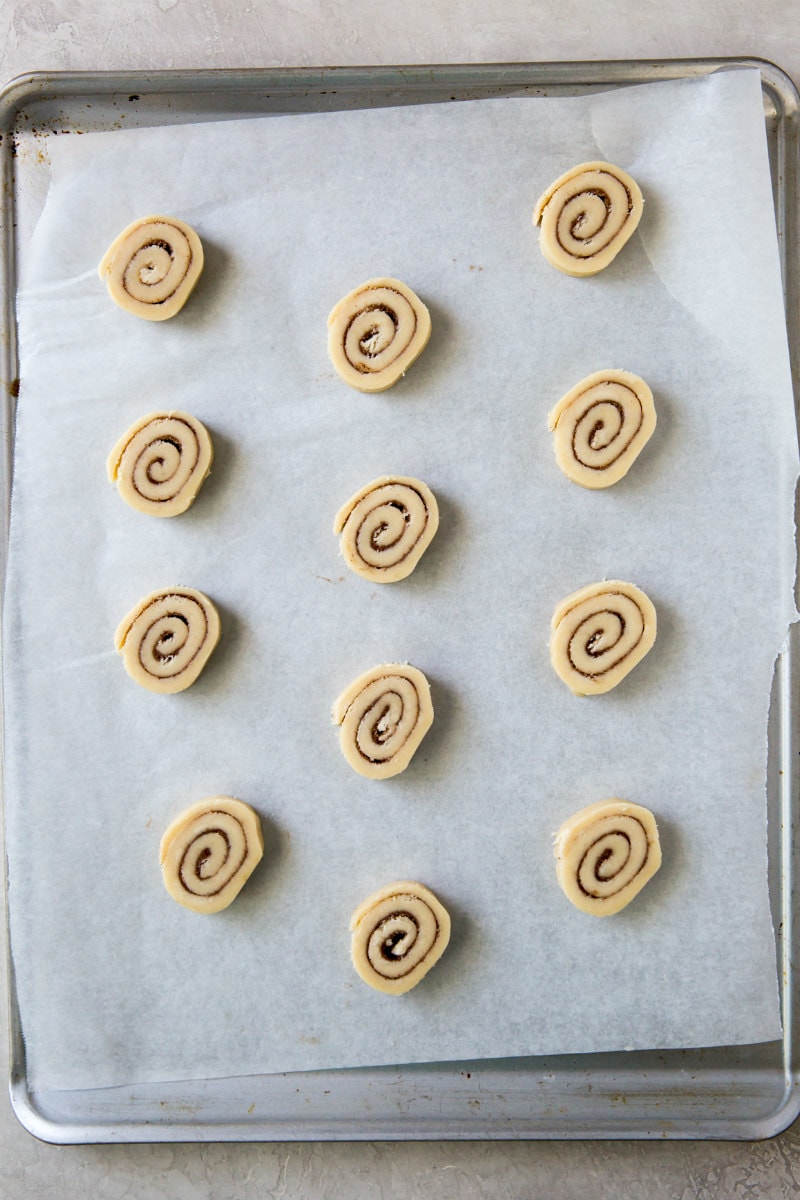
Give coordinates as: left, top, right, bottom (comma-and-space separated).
549, 370, 656, 488
550, 580, 657, 695
350, 880, 451, 994
108, 411, 213, 517
328, 278, 431, 392
334, 476, 439, 582
534, 162, 643, 276
115, 586, 221, 694
555, 799, 662, 916
160, 796, 264, 914
333, 664, 433, 779
99, 215, 204, 320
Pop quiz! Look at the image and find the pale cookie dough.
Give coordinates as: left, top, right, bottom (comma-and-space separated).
555, 799, 662, 916
350, 880, 451, 994
99, 215, 204, 320
534, 162, 643, 277
160, 796, 264, 914
332, 663, 433, 779
328, 277, 431, 392
550, 580, 656, 695
548, 370, 656, 489
115, 586, 221, 694
108, 411, 213, 517
334, 475, 439, 582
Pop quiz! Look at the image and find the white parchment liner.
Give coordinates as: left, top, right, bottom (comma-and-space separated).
5, 69, 796, 1092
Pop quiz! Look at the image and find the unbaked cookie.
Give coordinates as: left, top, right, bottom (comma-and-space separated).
534, 162, 643, 276
108, 411, 213, 517
328, 278, 431, 392
550, 580, 656, 695
99, 215, 204, 320
332, 663, 433, 779
160, 796, 264, 913
115, 586, 220, 694
554, 799, 662, 916
334, 475, 439, 582
350, 880, 451, 994
548, 370, 656, 489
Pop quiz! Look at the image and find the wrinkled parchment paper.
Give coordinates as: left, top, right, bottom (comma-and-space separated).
5, 68, 797, 1092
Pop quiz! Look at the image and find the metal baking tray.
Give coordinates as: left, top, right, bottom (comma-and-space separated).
1, 58, 799, 1143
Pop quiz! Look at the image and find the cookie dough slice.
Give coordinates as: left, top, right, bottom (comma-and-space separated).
328, 278, 431, 392
115, 586, 220, 694
350, 880, 451, 994
99, 215, 204, 320
160, 796, 264, 913
108, 411, 213, 516
534, 162, 643, 276
333, 663, 433, 779
334, 475, 439, 582
555, 799, 662, 915
550, 580, 656, 695
548, 370, 656, 488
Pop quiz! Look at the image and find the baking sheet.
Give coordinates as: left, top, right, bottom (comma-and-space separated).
4, 67, 796, 1094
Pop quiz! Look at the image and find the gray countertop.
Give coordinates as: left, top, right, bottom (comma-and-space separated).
4, 3, 800, 1196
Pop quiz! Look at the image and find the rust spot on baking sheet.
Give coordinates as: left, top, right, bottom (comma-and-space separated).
8, 378, 19, 398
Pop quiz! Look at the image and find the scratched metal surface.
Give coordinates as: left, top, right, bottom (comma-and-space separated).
1, 60, 798, 1150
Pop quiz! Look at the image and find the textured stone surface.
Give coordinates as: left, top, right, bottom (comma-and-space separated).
3, 2, 800, 1195
1, 1, 800, 82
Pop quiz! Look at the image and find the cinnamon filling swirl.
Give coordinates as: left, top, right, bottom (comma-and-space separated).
99, 215, 204, 320
332, 663, 434, 779
350, 880, 451, 993
114, 586, 221, 694
534, 162, 643, 276
334, 475, 439, 582
108, 411, 213, 517
328, 278, 431, 392
160, 796, 264, 913
550, 580, 657, 695
548, 370, 656, 488
555, 799, 661, 915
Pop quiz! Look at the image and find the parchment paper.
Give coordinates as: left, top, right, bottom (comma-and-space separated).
5, 68, 797, 1093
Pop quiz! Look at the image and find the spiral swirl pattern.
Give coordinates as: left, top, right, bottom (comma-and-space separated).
334, 475, 439, 582
548, 370, 656, 489
333, 663, 434, 779
108, 411, 213, 517
114, 586, 221, 694
160, 796, 264, 913
534, 162, 643, 276
550, 580, 656, 695
99, 215, 204, 321
555, 799, 662, 916
328, 277, 432, 392
350, 880, 451, 994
